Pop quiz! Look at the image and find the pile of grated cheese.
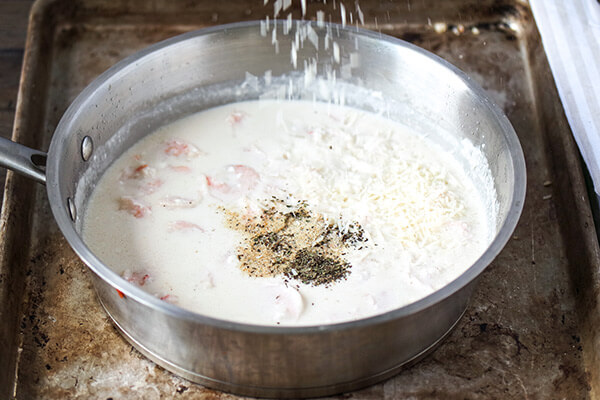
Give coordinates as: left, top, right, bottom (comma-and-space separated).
258, 109, 469, 252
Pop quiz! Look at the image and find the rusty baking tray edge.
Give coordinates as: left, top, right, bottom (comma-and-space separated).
2, 0, 600, 398
0, 1, 56, 398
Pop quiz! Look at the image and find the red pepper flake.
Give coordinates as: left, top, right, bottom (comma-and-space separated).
116, 289, 125, 299
227, 111, 245, 125
205, 175, 231, 193
134, 164, 148, 173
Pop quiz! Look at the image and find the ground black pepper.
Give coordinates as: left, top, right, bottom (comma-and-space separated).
285, 249, 351, 286
225, 198, 367, 286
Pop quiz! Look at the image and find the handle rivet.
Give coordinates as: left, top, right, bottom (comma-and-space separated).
67, 197, 76, 221
81, 136, 93, 161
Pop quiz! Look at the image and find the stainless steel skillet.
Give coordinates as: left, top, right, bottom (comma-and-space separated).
0, 21, 525, 398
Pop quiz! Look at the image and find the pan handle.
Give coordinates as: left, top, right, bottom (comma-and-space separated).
0, 137, 47, 185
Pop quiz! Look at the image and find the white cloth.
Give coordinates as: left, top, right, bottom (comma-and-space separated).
529, 0, 600, 194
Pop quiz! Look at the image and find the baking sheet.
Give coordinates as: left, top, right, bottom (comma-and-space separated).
1, 0, 598, 398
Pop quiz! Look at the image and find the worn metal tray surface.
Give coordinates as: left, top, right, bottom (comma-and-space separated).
1, 0, 599, 398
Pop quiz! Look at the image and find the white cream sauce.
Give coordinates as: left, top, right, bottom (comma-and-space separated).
82, 99, 494, 326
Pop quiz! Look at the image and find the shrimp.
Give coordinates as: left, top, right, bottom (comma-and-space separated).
118, 196, 151, 218
119, 163, 162, 195
119, 164, 155, 181
168, 165, 192, 173
167, 220, 205, 233
159, 294, 178, 304
122, 270, 151, 286
205, 164, 260, 202
164, 138, 203, 158
226, 110, 246, 125
139, 178, 163, 195
263, 284, 305, 322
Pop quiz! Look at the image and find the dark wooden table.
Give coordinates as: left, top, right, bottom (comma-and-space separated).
1, 0, 34, 193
